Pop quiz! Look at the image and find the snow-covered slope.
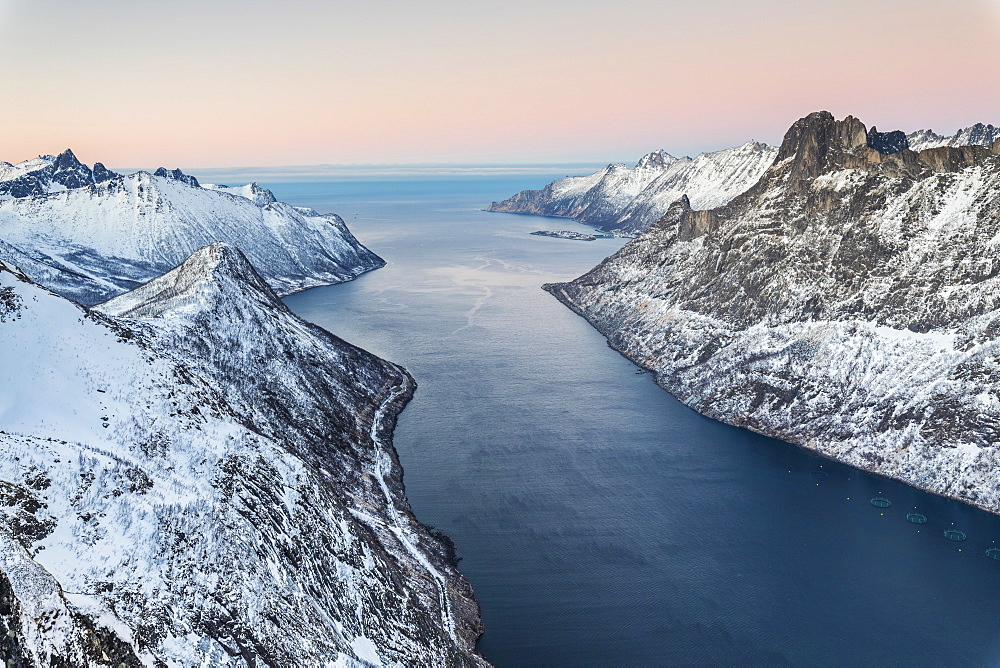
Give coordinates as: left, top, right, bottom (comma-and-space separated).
486, 142, 778, 233
0, 245, 486, 666
0, 164, 383, 305
907, 123, 1000, 151
487, 150, 685, 226
546, 112, 1000, 515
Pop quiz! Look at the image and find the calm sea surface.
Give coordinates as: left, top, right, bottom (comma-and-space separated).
273, 177, 1000, 666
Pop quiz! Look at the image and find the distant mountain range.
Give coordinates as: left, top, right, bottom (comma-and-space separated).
488, 123, 1000, 234
0, 149, 382, 305
488, 141, 778, 234
906, 123, 1000, 151
545, 111, 1000, 515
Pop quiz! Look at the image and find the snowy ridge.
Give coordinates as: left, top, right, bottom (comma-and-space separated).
486, 141, 778, 233
546, 112, 1000, 515
0, 246, 487, 666
201, 182, 278, 206
0, 154, 383, 305
907, 123, 1000, 151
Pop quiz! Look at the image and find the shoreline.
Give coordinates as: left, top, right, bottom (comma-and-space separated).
542, 280, 1000, 521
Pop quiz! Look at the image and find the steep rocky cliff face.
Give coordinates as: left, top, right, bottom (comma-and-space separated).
546, 111, 1000, 514
0, 156, 383, 305
486, 142, 778, 233
0, 246, 486, 666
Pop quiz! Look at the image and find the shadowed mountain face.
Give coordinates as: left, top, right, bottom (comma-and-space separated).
0, 244, 487, 666
0, 154, 384, 305
546, 111, 1000, 515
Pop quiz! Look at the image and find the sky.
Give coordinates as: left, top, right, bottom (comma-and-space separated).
0, 0, 998, 168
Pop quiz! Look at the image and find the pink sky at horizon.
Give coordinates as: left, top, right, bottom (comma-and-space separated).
0, 0, 998, 169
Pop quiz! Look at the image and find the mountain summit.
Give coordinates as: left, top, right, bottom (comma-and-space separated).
0, 149, 119, 198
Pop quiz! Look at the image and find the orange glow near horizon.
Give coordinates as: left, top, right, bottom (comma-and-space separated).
1, 0, 998, 168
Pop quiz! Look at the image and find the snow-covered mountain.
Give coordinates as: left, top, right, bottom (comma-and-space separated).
545, 111, 1000, 515
0, 149, 118, 199
0, 153, 382, 305
202, 181, 278, 206
486, 141, 778, 233
0, 244, 487, 666
907, 123, 1000, 151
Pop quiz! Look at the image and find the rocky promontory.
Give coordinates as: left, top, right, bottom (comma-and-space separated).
531, 230, 598, 241
0, 245, 488, 665
546, 111, 1000, 515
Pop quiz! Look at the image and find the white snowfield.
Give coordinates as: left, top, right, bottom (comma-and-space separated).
0, 158, 383, 305
546, 112, 1000, 515
0, 245, 486, 666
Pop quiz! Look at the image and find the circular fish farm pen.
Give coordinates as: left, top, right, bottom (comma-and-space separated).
906, 513, 928, 524
870, 497, 891, 508
809, 471, 829, 479
944, 529, 967, 542
986, 548, 1000, 561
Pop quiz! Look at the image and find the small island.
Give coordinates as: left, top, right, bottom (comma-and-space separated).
531, 230, 598, 241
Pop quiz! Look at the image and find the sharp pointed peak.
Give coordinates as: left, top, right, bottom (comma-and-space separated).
153, 167, 200, 188
96, 243, 281, 320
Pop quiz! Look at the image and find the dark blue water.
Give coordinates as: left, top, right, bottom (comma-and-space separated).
274, 177, 1000, 666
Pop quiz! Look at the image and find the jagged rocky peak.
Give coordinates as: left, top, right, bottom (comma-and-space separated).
243, 181, 277, 204
91, 161, 115, 183
907, 122, 1000, 151
99, 242, 281, 320
49, 148, 92, 188
768, 111, 999, 188
635, 149, 679, 170
866, 126, 908, 154
153, 166, 200, 187
962, 122, 1000, 143
774, 111, 869, 180
0, 148, 119, 197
